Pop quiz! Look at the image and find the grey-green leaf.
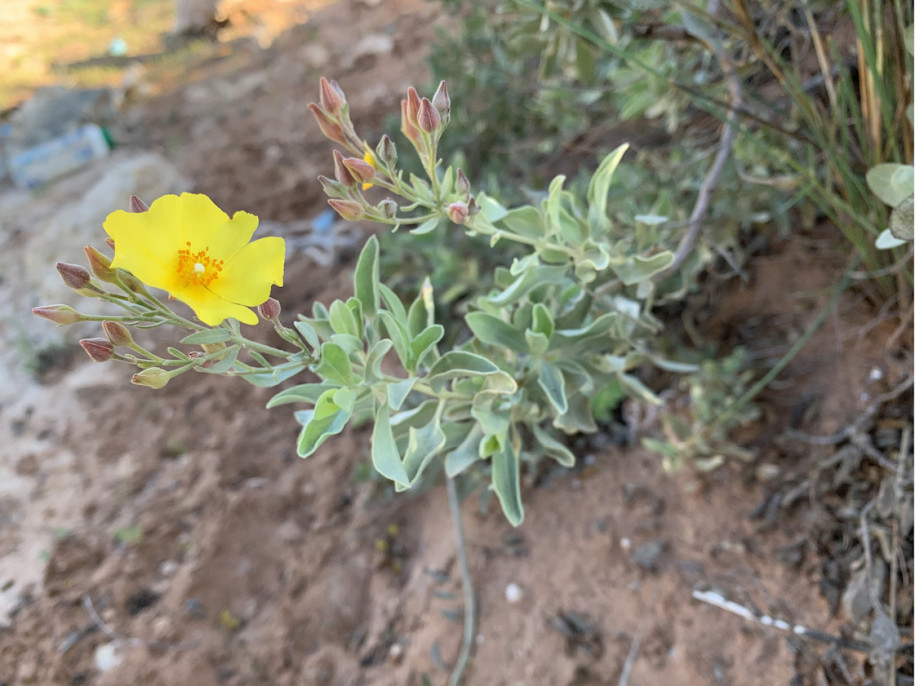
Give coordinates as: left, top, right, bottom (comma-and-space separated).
181, 329, 233, 345
353, 235, 380, 317
371, 405, 409, 485
492, 441, 524, 526
537, 361, 568, 414
465, 312, 527, 352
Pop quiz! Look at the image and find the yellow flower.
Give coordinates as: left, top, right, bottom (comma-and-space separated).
104, 193, 285, 326
362, 150, 377, 190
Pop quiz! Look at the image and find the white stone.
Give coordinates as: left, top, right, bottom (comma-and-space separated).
94, 642, 124, 672
505, 582, 523, 604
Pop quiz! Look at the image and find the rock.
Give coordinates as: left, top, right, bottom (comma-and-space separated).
5, 87, 115, 156
505, 582, 523, 604
174, 0, 219, 35
630, 540, 667, 572
94, 641, 124, 672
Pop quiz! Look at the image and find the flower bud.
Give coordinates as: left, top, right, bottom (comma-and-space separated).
32, 304, 83, 326
308, 104, 346, 145
333, 150, 358, 187
129, 195, 149, 213
448, 201, 469, 225
105, 237, 116, 251
57, 262, 92, 290
319, 76, 345, 116
376, 135, 397, 167
343, 156, 375, 185
102, 320, 134, 346
80, 338, 115, 363
405, 87, 421, 126
117, 270, 148, 294
417, 98, 441, 134
400, 100, 421, 145
84, 245, 117, 282
257, 297, 282, 320
376, 198, 398, 220
317, 175, 349, 200
328, 198, 365, 222
132, 367, 171, 389
432, 80, 450, 119
456, 168, 471, 196
467, 196, 481, 216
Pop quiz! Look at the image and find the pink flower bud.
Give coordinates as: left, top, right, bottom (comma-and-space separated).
102, 320, 134, 346
57, 262, 92, 290
400, 100, 421, 145
333, 150, 357, 187
129, 195, 149, 213
448, 201, 469, 225
80, 338, 115, 362
405, 87, 421, 126
32, 305, 83, 326
328, 199, 365, 222
132, 367, 170, 389
317, 175, 349, 200
343, 157, 375, 185
308, 104, 346, 145
432, 80, 450, 117
376, 135, 397, 166
84, 245, 117, 282
456, 168, 471, 196
417, 98, 441, 134
257, 297, 282, 320
319, 76, 345, 116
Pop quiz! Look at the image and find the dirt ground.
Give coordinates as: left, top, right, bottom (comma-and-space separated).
1, 1, 912, 685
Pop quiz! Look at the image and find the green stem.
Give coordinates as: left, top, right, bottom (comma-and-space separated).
446, 476, 475, 686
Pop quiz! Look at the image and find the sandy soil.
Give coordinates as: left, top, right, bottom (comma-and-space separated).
0, 1, 912, 685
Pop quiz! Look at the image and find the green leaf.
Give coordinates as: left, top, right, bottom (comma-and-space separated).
206, 346, 240, 374
465, 312, 527, 352
294, 320, 320, 350
550, 312, 620, 350
889, 194, 914, 240
316, 341, 357, 386
484, 264, 568, 308
609, 252, 674, 285
240, 364, 304, 387
587, 145, 628, 235
329, 299, 360, 337
364, 339, 393, 384
296, 388, 353, 457
371, 405, 409, 485
498, 205, 546, 240
427, 350, 499, 386
401, 406, 447, 487
531, 423, 575, 467
866, 164, 914, 207
537, 361, 568, 415
378, 310, 411, 370
531, 303, 554, 339
266, 383, 329, 408
411, 324, 444, 370
407, 278, 435, 337
477, 193, 508, 222
445, 424, 484, 477
525, 330, 550, 355
554, 392, 597, 433
181, 329, 232, 345
492, 441, 524, 526
353, 235, 380, 317
379, 283, 408, 323
618, 372, 661, 405
386, 377, 416, 411
410, 217, 441, 235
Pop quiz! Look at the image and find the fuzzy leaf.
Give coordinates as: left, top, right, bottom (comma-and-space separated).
371, 405, 409, 485
465, 312, 527, 352
353, 235, 380, 317
537, 361, 568, 414
444, 424, 484, 477
492, 441, 524, 526
316, 341, 357, 386
181, 329, 232, 344
587, 145, 628, 235
267, 383, 330, 408
296, 388, 353, 457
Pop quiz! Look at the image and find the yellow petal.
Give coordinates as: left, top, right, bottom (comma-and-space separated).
209, 236, 285, 306
105, 205, 181, 290
207, 210, 260, 262
171, 193, 230, 247
172, 284, 258, 326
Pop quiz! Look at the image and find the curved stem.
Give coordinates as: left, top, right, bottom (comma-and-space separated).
446, 476, 475, 686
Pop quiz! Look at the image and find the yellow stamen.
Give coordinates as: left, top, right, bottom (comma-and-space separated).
176, 241, 223, 287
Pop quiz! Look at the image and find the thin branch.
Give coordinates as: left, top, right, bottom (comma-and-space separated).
447, 477, 476, 686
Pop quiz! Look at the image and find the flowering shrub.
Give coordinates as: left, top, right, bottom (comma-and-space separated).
35, 79, 700, 525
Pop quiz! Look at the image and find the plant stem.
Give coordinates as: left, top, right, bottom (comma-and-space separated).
446, 476, 475, 686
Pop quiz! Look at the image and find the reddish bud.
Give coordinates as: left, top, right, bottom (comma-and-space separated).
80, 338, 115, 363
376, 135, 397, 166
117, 270, 148, 295
328, 198, 365, 222
257, 297, 282, 320
131, 367, 170, 389
319, 77, 345, 116
400, 100, 421, 145
432, 81, 450, 118
102, 320, 134, 346
105, 237, 116, 251
405, 87, 421, 126
343, 157, 375, 185
448, 201, 469, 225
129, 195, 149, 213
417, 98, 441, 134
57, 262, 92, 290
333, 150, 358, 187
456, 168, 471, 196
84, 245, 117, 282
308, 103, 346, 145
467, 196, 480, 216
32, 304, 83, 326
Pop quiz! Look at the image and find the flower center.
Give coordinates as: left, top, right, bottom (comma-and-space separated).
176, 241, 223, 287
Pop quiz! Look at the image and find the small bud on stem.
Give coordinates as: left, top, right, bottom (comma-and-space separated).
448, 201, 469, 225
32, 305, 83, 326
257, 297, 282, 320
342, 157, 375, 185
129, 195, 149, 213
80, 338, 115, 363
456, 168, 471, 197
319, 77, 345, 116
376, 135, 397, 167
328, 199, 365, 222
132, 367, 171, 389
57, 262, 92, 291
102, 320, 134, 347
308, 104, 347, 145
333, 150, 358, 187
432, 81, 450, 119
416, 97, 441, 134
84, 245, 117, 282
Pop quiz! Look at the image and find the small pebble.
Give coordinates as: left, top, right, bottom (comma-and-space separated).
620, 537, 632, 550
505, 583, 523, 603
94, 642, 124, 672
